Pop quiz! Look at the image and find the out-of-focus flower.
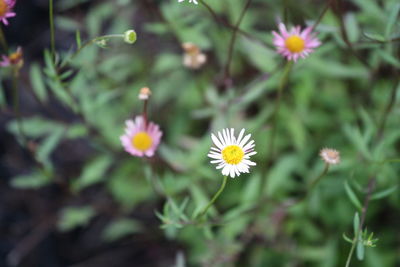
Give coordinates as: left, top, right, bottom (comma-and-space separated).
319, 148, 340, 165
272, 23, 320, 62
0, 0, 16, 25
138, 87, 152, 100
120, 116, 162, 157
208, 128, 256, 178
124, 30, 137, 44
182, 42, 206, 70
0, 46, 23, 68
178, 0, 198, 4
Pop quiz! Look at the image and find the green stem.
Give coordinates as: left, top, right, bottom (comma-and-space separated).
12, 69, 26, 145
70, 34, 124, 60
49, 0, 56, 61
0, 26, 8, 53
344, 237, 357, 267
266, 61, 293, 161
197, 176, 228, 219
308, 163, 330, 192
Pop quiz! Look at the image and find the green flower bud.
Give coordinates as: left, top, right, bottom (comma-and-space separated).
124, 30, 137, 44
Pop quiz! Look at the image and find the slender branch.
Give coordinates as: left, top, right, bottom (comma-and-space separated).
49, 0, 56, 61
0, 25, 8, 53
376, 76, 399, 141
196, 176, 228, 219
12, 69, 26, 145
345, 178, 376, 267
223, 0, 253, 88
311, 0, 333, 30
70, 34, 124, 60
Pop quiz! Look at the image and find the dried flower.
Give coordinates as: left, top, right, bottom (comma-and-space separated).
319, 148, 340, 165
178, 0, 198, 4
0, 0, 16, 25
138, 87, 152, 100
208, 128, 256, 178
272, 23, 321, 62
182, 42, 206, 70
124, 30, 137, 44
120, 116, 162, 157
0, 46, 23, 68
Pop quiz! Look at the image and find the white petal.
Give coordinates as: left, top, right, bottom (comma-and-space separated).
236, 128, 245, 145
239, 134, 251, 147
211, 133, 223, 149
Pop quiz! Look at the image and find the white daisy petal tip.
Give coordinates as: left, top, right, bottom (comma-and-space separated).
208, 128, 256, 178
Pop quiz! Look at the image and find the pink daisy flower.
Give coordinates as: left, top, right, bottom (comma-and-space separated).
120, 116, 162, 157
0, 0, 16, 25
0, 46, 22, 67
272, 23, 321, 62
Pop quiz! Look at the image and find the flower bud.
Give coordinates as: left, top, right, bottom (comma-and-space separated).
124, 30, 137, 44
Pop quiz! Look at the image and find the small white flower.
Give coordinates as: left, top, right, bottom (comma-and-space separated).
319, 148, 340, 165
178, 0, 198, 4
208, 128, 256, 178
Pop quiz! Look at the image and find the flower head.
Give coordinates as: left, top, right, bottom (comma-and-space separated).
0, 0, 16, 25
319, 148, 340, 165
178, 0, 198, 4
138, 87, 152, 100
182, 42, 206, 69
124, 29, 137, 44
0, 46, 23, 68
272, 23, 321, 62
208, 128, 256, 178
120, 116, 162, 157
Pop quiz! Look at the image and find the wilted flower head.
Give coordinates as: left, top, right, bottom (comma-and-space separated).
272, 23, 321, 61
0, 0, 16, 25
138, 87, 152, 100
319, 148, 340, 165
120, 116, 162, 157
178, 0, 198, 4
208, 128, 256, 178
0, 46, 23, 68
182, 42, 206, 70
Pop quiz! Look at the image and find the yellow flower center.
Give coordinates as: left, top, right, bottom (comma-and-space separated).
132, 132, 153, 151
222, 145, 244, 165
285, 35, 305, 53
0, 0, 7, 17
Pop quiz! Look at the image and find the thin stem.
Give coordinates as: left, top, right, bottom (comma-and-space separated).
223, 0, 253, 87
142, 99, 148, 128
376, 76, 399, 142
49, 0, 56, 61
70, 34, 124, 60
12, 68, 26, 145
345, 178, 376, 267
266, 61, 293, 161
311, 0, 332, 30
197, 176, 228, 219
308, 163, 330, 192
0, 26, 8, 53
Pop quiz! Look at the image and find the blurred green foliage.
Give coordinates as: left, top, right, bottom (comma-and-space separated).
1, 0, 399, 266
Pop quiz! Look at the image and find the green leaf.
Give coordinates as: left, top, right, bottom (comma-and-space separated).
72, 155, 113, 192
102, 219, 141, 242
353, 212, 360, 236
385, 3, 400, 38
36, 127, 65, 165
57, 206, 95, 232
363, 32, 386, 42
370, 185, 398, 200
76, 30, 82, 49
29, 64, 48, 102
344, 13, 360, 42
345, 181, 362, 210
357, 238, 365, 260
10, 172, 52, 189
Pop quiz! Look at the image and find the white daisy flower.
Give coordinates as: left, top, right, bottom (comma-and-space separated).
208, 128, 256, 178
178, 0, 198, 4
319, 148, 340, 165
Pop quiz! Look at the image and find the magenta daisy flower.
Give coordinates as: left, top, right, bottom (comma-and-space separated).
272, 23, 321, 62
120, 116, 162, 157
0, 0, 16, 25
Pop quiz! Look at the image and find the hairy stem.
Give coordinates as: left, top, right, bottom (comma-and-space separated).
0, 26, 8, 53
49, 0, 56, 61
223, 0, 253, 87
197, 176, 228, 219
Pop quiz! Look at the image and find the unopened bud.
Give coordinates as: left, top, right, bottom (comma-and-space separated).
124, 30, 137, 44
139, 87, 152, 100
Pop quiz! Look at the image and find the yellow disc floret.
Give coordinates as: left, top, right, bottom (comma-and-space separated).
285, 35, 305, 53
0, 0, 7, 17
132, 132, 153, 151
222, 145, 244, 165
